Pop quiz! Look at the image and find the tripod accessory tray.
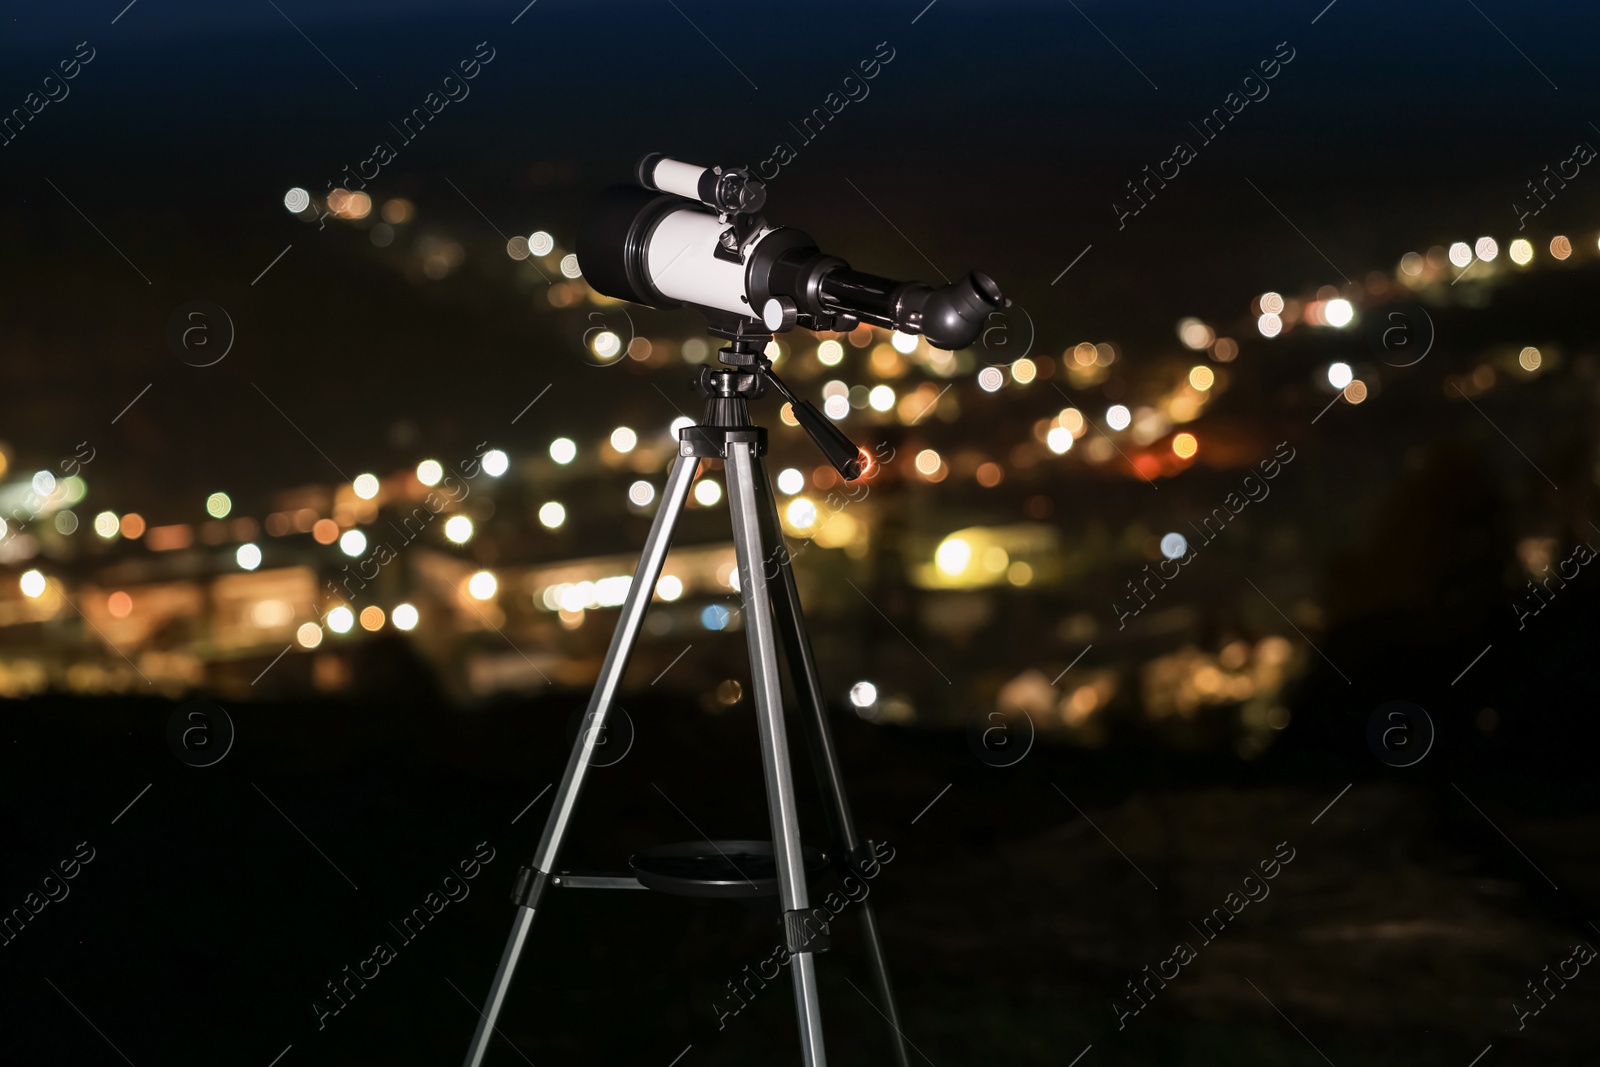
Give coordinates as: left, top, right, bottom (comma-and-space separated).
629, 839, 828, 900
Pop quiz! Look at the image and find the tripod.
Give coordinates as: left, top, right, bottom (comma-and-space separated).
462, 333, 912, 1067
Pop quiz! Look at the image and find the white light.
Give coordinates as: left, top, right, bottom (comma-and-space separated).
669, 416, 695, 438
592, 331, 621, 360
560, 253, 581, 278
550, 438, 577, 464
33, 471, 56, 497
1160, 532, 1188, 560
1046, 427, 1074, 454
1258, 312, 1282, 338
326, 606, 355, 633
890, 331, 918, 354
610, 427, 637, 453
392, 603, 420, 630
528, 231, 554, 256
935, 536, 971, 576
1259, 291, 1284, 315
236, 543, 263, 570
482, 449, 510, 477
352, 473, 380, 500
539, 501, 566, 528
444, 515, 474, 544
817, 339, 844, 366
296, 622, 324, 648
1509, 238, 1534, 265
94, 511, 120, 538
1324, 298, 1353, 328
468, 570, 498, 600
628, 480, 656, 506
20, 570, 46, 598
977, 366, 1005, 392
1475, 236, 1499, 262
694, 479, 723, 507
849, 681, 878, 708
787, 498, 817, 527
1105, 404, 1132, 431
284, 187, 311, 213
776, 468, 805, 495
416, 459, 443, 486
868, 385, 895, 412
339, 529, 367, 557
823, 395, 849, 420
1327, 362, 1354, 389
656, 575, 684, 601
1448, 242, 1473, 268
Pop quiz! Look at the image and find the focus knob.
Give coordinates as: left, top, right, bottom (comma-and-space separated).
762, 296, 798, 332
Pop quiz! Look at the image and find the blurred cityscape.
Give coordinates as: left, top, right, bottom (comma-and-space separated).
0, 186, 1587, 760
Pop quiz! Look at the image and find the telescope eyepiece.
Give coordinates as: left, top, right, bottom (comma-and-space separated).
920, 271, 1008, 351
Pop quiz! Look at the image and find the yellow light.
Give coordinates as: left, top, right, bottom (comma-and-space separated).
468, 571, 498, 600
1007, 561, 1034, 586
1519, 346, 1542, 371
539, 501, 566, 528
1509, 238, 1534, 265
359, 606, 385, 631
326, 606, 354, 634
868, 385, 895, 412
1046, 427, 1073, 454
296, 622, 324, 648
94, 511, 120, 539
352, 474, 380, 500
20, 569, 46, 598
610, 427, 637, 453
817, 340, 844, 366
206, 492, 232, 519
780, 403, 800, 427
934, 536, 971, 576
444, 515, 474, 544
392, 603, 420, 630
1188, 365, 1215, 391
416, 459, 443, 486
915, 449, 942, 476
694, 480, 722, 507
1010, 358, 1037, 384
1172, 432, 1199, 459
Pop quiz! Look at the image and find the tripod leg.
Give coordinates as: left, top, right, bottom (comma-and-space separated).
461, 453, 700, 1067
750, 456, 914, 1067
725, 437, 828, 1067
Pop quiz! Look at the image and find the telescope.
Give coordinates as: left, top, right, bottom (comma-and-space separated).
578, 153, 1007, 352
462, 158, 1002, 1067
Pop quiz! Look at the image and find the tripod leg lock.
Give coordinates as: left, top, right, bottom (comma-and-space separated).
784, 909, 832, 955
510, 864, 553, 909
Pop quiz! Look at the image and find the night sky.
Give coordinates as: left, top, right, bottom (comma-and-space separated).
2, 0, 1597, 511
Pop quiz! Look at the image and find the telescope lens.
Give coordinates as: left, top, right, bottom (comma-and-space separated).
575, 185, 683, 309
